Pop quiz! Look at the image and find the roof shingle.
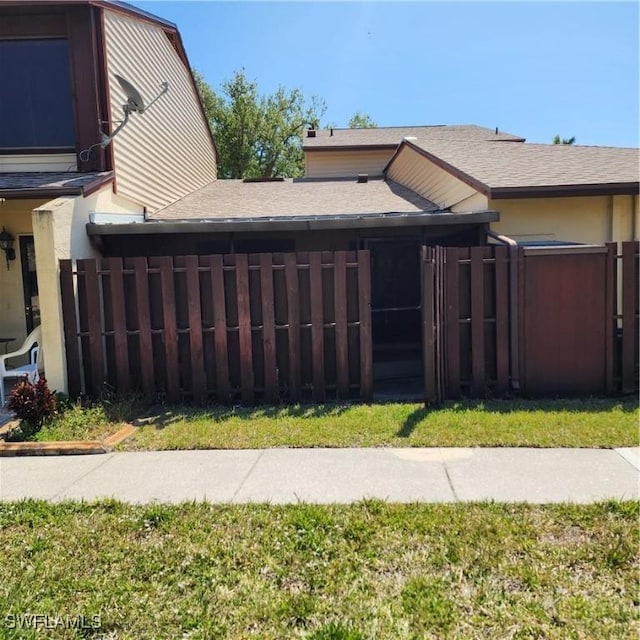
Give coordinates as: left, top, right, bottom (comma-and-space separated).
402, 139, 639, 191
150, 177, 439, 220
303, 124, 525, 149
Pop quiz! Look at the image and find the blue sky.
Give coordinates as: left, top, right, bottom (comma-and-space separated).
134, 1, 639, 147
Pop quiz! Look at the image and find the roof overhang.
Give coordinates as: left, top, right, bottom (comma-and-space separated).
490, 182, 640, 199
0, 172, 113, 200
303, 144, 397, 152
386, 140, 639, 199
87, 209, 499, 236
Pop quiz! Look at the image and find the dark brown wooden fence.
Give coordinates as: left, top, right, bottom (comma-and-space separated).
422, 245, 511, 401
60, 251, 372, 403
60, 242, 637, 405
609, 241, 639, 394
423, 241, 639, 402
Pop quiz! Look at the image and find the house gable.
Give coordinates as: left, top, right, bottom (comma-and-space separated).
102, 9, 217, 213
384, 144, 488, 212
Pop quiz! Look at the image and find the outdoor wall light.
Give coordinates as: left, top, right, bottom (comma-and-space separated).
0, 227, 16, 269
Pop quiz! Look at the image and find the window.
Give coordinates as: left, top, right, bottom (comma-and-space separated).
0, 39, 75, 150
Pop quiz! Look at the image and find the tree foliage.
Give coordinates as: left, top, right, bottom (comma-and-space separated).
552, 134, 576, 145
195, 69, 326, 178
348, 111, 377, 129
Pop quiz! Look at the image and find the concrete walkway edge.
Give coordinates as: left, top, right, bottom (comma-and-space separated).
1, 447, 638, 505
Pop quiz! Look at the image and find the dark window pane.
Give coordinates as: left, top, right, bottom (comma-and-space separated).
0, 39, 75, 149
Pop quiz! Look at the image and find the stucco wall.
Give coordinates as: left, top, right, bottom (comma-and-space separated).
30, 184, 143, 393
0, 199, 49, 344
489, 195, 637, 244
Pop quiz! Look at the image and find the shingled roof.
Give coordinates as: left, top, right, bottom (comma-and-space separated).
303, 124, 525, 149
150, 177, 439, 220
0, 171, 114, 199
391, 139, 640, 198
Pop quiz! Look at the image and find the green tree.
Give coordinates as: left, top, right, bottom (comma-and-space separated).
195, 69, 326, 178
553, 134, 576, 145
348, 111, 377, 128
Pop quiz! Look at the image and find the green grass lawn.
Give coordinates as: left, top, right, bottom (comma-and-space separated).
0, 500, 637, 639
20, 396, 639, 449
118, 397, 638, 450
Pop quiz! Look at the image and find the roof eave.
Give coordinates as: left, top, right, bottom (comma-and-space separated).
489, 182, 640, 199
0, 172, 113, 200
383, 140, 491, 195
87, 209, 499, 235
303, 144, 398, 152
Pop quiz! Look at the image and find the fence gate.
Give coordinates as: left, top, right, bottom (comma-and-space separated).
60, 251, 373, 404
422, 241, 639, 404
422, 245, 512, 404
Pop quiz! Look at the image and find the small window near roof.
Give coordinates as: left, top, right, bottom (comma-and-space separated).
0, 39, 75, 150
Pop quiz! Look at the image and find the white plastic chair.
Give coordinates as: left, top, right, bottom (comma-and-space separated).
0, 325, 43, 406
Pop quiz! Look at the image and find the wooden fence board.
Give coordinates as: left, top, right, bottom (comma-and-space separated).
59, 260, 82, 398
310, 252, 325, 402
79, 259, 105, 396
358, 250, 373, 400
285, 253, 301, 401
445, 248, 461, 398
621, 241, 637, 393
154, 256, 180, 402
604, 243, 616, 394
334, 251, 349, 398
470, 247, 485, 397
422, 247, 437, 404
185, 256, 205, 402
236, 254, 254, 403
130, 257, 154, 398
105, 257, 130, 392
260, 253, 278, 403
206, 255, 230, 403
494, 246, 509, 395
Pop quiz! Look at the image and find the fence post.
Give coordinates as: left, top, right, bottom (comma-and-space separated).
422, 246, 437, 405
605, 242, 616, 393
358, 250, 373, 401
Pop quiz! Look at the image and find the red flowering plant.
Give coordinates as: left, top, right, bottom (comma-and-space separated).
6, 377, 56, 440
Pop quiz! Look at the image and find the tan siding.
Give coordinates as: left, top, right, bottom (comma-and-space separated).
305, 149, 393, 178
489, 196, 612, 244
451, 191, 490, 213
386, 145, 487, 211
103, 11, 216, 213
0, 154, 77, 172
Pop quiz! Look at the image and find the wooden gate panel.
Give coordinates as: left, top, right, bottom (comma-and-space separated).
521, 248, 607, 395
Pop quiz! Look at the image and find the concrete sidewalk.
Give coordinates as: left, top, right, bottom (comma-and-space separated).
1, 447, 638, 504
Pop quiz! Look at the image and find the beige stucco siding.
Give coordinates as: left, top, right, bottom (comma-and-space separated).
0, 199, 49, 345
385, 145, 488, 211
103, 10, 217, 213
31, 183, 140, 393
305, 149, 393, 178
0, 185, 145, 394
489, 195, 638, 245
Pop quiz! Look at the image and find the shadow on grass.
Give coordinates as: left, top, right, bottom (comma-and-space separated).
125, 395, 637, 433
133, 401, 361, 431
394, 396, 637, 438
396, 406, 429, 438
